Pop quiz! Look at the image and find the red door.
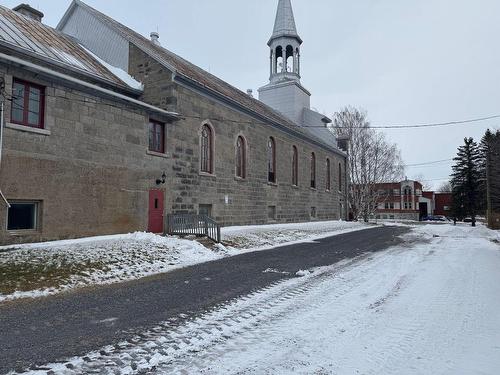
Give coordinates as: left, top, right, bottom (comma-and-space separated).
148, 189, 164, 233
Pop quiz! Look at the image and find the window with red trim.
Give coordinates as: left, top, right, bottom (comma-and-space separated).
310, 152, 316, 188
11, 79, 45, 129
326, 158, 331, 191
148, 120, 165, 153
200, 124, 214, 173
268, 137, 276, 183
236, 136, 246, 178
339, 162, 342, 191
291, 145, 298, 186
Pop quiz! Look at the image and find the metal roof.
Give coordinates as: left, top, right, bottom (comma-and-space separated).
0, 5, 129, 88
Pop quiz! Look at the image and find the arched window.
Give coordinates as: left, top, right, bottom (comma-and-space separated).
326, 158, 331, 191
200, 124, 213, 174
268, 137, 276, 183
276, 46, 284, 73
339, 162, 342, 192
286, 45, 294, 72
310, 152, 316, 188
292, 145, 298, 186
236, 136, 246, 178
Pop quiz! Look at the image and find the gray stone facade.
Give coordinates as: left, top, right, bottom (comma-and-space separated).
0, 64, 172, 245
0, 1, 348, 245
129, 45, 347, 227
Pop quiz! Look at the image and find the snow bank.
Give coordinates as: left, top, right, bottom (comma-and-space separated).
0, 232, 219, 303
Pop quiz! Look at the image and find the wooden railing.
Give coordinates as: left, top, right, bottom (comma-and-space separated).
166, 214, 221, 243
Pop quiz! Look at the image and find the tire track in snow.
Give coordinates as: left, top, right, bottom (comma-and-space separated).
19, 225, 500, 375
19, 253, 388, 375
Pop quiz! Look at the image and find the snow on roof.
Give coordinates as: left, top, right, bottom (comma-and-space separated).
81, 45, 143, 91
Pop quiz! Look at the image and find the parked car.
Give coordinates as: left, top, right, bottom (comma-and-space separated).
433, 215, 449, 222
422, 215, 449, 222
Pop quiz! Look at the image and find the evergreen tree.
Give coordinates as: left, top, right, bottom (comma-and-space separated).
481, 129, 500, 228
450, 137, 482, 226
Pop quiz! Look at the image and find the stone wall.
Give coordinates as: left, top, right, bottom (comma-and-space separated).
0, 64, 171, 245
129, 44, 347, 227
0, 43, 348, 245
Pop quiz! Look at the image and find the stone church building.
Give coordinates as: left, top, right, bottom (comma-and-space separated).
0, 0, 348, 245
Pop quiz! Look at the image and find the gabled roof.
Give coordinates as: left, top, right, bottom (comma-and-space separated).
0, 5, 132, 89
58, 0, 343, 156
269, 0, 302, 45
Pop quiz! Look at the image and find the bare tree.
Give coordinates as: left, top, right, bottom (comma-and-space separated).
437, 181, 452, 193
411, 173, 432, 191
332, 106, 405, 222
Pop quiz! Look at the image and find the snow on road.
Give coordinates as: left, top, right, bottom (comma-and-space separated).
19, 224, 500, 374
0, 220, 366, 302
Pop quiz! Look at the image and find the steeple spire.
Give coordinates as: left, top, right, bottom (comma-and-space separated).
268, 0, 302, 46
259, 0, 311, 126
266, 0, 302, 83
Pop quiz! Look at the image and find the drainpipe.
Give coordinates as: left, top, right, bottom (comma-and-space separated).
0, 101, 10, 208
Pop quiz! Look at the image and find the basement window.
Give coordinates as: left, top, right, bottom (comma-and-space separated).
7, 201, 39, 231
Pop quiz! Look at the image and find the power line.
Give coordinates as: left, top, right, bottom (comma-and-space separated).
405, 158, 453, 167
419, 177, 451, 182
3, 89, 499, 132
317, 114, 500, 129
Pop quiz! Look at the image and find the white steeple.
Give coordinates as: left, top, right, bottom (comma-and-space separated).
259, 0, 337, 150
259, 0, 310, 126
267, 0, 303, 83
269, 0, 302, 45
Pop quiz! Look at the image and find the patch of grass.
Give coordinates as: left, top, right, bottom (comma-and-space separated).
0, 259, 108, 295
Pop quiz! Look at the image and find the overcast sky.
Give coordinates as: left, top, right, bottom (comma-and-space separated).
5, 0, 500, 189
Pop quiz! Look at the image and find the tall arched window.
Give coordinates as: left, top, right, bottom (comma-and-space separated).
268, 137, 276, 183
310, 152, 316, 188
326, 158, 331, 191
236, 136, 246, 178
339, 162, 342, 192
200, 124, 213, 174
292, 145, 298, 186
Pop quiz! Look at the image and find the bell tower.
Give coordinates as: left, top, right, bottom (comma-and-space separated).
268, 0, 302, 82
259, 0, 311, 125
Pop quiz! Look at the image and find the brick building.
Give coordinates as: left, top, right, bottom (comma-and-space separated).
0, 1, 348, 245
373, 180, 423, 221
371, 180, 453, 221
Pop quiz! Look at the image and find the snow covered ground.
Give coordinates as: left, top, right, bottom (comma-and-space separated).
222, 220, 369, 250
0, 220, 366, 302
17, 223, 500, 374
